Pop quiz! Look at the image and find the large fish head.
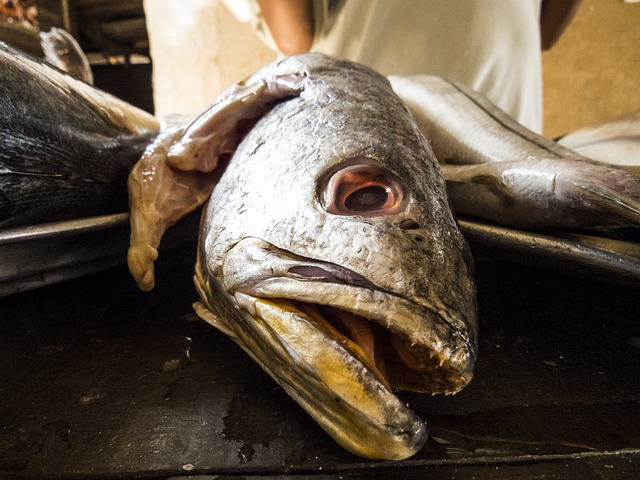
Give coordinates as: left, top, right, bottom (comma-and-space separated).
187, 54, 477, 460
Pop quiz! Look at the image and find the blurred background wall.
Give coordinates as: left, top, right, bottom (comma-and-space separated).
144, 0, 276, 117
542, 0, 640, 138
144, 0, 639, 138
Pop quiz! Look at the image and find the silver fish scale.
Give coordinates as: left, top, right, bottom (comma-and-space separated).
202, 67, 462, 306
187, 54, 478, 460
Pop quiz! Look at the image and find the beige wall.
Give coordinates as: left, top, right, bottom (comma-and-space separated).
542, 0, 640, 138
144, 0, 276, 117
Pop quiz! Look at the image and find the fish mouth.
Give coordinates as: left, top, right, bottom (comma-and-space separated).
199, 238, 475, 460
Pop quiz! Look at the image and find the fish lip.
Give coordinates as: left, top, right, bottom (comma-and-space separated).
231, 291, 429, 460
222, 237, 476, 393
212, 237, 475, 459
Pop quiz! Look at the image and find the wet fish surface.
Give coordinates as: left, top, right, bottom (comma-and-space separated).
0, 42, 158, 229
128, 54, 478, 460
557, 113, 640, 176
390, 76, 640, 231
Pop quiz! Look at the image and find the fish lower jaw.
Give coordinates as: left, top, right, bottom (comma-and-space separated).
221, 237, 475, 394
233, 290, 472, 396
231, 291, 429, 460
234, 291, 391, 387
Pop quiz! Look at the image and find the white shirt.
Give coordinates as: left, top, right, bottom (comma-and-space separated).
236, 0, 544, 133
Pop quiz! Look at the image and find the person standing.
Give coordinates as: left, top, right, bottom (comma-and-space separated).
230, 0, 581, 133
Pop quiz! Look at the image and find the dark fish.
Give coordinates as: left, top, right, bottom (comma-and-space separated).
0, 42, 158, 229
127, 54, 478, 460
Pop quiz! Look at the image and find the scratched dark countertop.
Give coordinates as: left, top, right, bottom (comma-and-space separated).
0, 236, 639, 480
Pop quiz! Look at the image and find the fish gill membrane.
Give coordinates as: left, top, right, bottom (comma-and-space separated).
0, 42, 158, 228
128, 53, 478, 460
389, 75, 640, 231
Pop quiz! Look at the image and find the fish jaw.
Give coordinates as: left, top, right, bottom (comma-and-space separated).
194, 237, 476, 460
227, 293, 428, 460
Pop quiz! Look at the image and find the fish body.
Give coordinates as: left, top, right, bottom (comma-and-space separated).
558, 113, 640, 175
390, 75, 640, 230
128, 54, 478, 460
0, 42, 158, 228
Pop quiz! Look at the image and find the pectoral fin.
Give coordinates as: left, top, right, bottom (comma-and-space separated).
443, 169, 518, 206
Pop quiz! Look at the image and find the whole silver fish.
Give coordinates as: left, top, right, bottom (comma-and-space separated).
128, 54, 478, 460
558, 113, 640, 176
390, 76, 640, 230
0, 42, 158, 228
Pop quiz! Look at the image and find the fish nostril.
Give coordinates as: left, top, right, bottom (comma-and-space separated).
396, 219, 426, 244
397, 219, 420, 230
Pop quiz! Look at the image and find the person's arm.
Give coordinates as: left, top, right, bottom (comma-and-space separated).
540, 0, 582, 50
257, 0, 314, 54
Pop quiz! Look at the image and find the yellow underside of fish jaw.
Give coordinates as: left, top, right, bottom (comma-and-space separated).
231, 293, 429, 460
294, 300, 471, 396
192, 256, 469, 459
203, 241, 473, 397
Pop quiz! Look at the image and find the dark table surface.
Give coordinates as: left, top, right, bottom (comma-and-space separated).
1, 238, 639, 479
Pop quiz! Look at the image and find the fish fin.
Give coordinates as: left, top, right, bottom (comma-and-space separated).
127, 74, 305, 291
441, 165, 518, 206
193, 301, 237, 339
466, 174, 517, 205
39, 27, 93, 84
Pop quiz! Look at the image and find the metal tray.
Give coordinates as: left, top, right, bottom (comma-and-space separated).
459, 218, 640, 287
0, 212, 200, 297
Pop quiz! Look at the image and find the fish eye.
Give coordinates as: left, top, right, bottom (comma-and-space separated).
320, 159, 408, 217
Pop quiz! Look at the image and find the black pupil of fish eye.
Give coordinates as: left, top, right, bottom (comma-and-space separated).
345, 185, 389, 211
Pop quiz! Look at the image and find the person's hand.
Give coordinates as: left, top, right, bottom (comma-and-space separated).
257, 0, 314, 54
